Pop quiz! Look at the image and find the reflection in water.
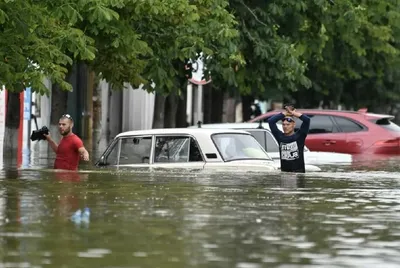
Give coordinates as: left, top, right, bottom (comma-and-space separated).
280, 173, 306, 188
0, 150, 398, 266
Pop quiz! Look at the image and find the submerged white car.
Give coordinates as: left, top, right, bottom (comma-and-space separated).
95, 128, 281, 172
190, 122, 352, 166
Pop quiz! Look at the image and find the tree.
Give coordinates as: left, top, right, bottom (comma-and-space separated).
0, 1, 98, 94
0, 1, 99, 151
130, 0, 241, 128
206, 0, 312, 99
277, 0, 400, 110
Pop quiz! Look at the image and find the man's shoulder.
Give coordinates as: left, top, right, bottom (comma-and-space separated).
71, 133, 82, 139
66, 133, 83, 144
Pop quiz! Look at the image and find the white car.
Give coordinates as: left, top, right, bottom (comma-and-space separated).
95, 128, 282, 172
189, 122, 352, 166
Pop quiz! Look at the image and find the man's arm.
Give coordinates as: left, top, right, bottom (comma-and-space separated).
292, 111, 310, 135
267, 112, 285, 137
44, 135, 58, 153
78, 147, 90, 161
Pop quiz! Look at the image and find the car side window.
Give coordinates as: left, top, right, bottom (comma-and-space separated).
189, 138, 204, 162
119, 136, 152, 164
306, 115, 339, 134
333, 116, 365, 132
101, 139, 120, 166
264, 114, 339, 134
266, 132, 280, 152
246, 130, 266, 149
154, 136, 204, 163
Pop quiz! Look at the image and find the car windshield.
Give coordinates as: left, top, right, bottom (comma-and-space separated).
212, 133, 271, 161
370, 117, 400, 132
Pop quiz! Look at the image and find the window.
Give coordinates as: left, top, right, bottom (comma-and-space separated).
263, 114, 339, 134
154, 136, 204, 163
333, 116, 365, 132
100, 139, 120, 166
119, 136, 152, 164
246, 130, 267, 149
265, 132, 280, 152
307, 115, 338, 134
371, 117, 400, 132
189, 138, 204, 162
212, 133, 271, 161
239, 129, 279, 153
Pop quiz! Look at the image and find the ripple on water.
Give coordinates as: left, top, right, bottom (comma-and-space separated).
329, 237, 365, 245
77, 248, 112, 258
0, 262, 41, 268
236, 262, 262, 268
353, 228, 373, 234
133, 252, 148, 257
0, 232, 43, 238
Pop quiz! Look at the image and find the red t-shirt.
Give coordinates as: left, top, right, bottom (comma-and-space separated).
54, 134, 84, 170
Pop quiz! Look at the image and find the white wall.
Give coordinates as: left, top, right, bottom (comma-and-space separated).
122, 83, 155, 131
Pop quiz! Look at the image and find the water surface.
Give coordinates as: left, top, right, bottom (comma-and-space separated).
0, 155, 400, 267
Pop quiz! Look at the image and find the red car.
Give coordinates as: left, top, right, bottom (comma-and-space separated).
249, 109, 400, 154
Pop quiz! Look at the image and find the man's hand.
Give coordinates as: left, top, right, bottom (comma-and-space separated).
285, 105, 302, 118
44, 133, 59, 153
80, 149, 90, 161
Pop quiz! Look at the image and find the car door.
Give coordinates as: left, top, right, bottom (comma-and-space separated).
298, 114, 348, 153
331, 115, 368, 154
96, 135, 153, 168
152, 135, 206, 170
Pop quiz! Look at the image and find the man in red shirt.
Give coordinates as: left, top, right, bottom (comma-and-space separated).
44, 114, 90, 170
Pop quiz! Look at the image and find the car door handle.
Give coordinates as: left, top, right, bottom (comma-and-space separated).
323, 140, 336, 145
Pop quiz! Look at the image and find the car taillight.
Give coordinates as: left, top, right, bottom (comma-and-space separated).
373, 139, 400, 147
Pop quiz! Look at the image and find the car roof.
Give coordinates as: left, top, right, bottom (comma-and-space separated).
189, 122, 285, 131
251, 109, 395, 122
189, 122, 268, 129
116, 128, 251, 138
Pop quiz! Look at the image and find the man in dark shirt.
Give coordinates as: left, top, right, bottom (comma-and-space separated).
267, 106, 310, 173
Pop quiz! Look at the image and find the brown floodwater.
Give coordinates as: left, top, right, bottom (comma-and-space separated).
0, 143, 400, 268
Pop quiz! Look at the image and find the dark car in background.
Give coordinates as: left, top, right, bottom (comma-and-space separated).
249, 109, 400, 154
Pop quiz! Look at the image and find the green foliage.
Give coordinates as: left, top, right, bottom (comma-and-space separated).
279, 0, 400, 109
1, 0, 399, 111
205, 0, 314, 99
0, 0, 240, 96
0, 1, 93, 94
136, 0, 240, 94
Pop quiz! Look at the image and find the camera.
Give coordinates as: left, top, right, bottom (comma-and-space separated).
30, 126, 49, 141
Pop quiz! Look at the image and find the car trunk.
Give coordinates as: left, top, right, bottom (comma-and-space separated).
367, 115, 400, 152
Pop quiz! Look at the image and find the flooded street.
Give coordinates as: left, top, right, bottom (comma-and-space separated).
0, 151, 400, 267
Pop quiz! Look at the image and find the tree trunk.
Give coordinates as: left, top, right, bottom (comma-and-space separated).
152, 93, 166, 129
91, 74, 103, 159
108, 89, 122, 139
175, 92, 187, 127
210, 86, 223, 123
164, 93, 179, 128
203, 84, 212, 124
241, 94, 254, 122
222, 92, 236, 123
50, 83, 68, 144
3, 92, 20, 157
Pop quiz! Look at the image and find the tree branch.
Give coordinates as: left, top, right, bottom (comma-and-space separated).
238, 0, 269, 28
